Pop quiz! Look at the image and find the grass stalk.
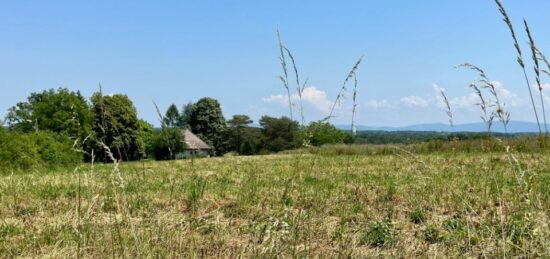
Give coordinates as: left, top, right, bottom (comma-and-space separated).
494, 0, 541, 134
524, 20, 548, 135
326, 55, 364, 122
469, 83, 494, 134
436, 85, 454, 130
456, 63, 510, 134
351, 73, 359, 139
277, 27, 293, 120
284, 47, 306, 126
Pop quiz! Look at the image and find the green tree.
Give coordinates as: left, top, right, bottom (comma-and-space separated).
189, 97, 226, 154
88, 92, 144, 162
139, 119, 155, 157
163, 104, 180, 128
178, 102, 193, 128
5, 88, 93, 141
305, 121, 346, 146
259, 116, 300, 152
151, 128, 185, 160
222, 115, 261, 154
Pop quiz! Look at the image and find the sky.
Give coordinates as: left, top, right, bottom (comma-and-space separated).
1, 0, 550, 127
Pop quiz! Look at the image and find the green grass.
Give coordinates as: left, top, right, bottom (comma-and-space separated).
1, 146, 550, 257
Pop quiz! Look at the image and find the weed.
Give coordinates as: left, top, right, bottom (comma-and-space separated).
423, 225, 443, 244
360, 219, 396, 247
409, 208, 426, 225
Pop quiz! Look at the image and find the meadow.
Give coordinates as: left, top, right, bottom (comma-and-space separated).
2, 1, 550, 257
1, 143, 549, 258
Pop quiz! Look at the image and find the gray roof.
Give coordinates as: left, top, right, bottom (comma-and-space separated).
182, 129, 212, 150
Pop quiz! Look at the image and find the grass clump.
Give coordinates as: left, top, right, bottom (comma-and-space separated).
360, 219, 396, 247
443, 217, 464, 232
423, 225, 443, 244
409, 208, 426, 225
187, 175, 207, 210
0, 223, 20, 240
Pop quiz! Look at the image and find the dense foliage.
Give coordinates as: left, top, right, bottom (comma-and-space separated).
5, 88, 93, 141
189, 97, 226, 154
178, 102, 193, 128
140, 119, 155, 156
304, 121, 347, 146
0, 130, 81, 171
151, 128, 185, 160
4, 88, 526, 164
88, 92, 144, 162
259, 116, 301, 152
163, 104, 180, 128
221, 115, 262, 155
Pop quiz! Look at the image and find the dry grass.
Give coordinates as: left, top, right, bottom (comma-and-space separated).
1, 148, 550, 257
494, 0, 542, 134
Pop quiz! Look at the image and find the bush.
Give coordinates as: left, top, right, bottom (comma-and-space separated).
0, 130, 81, 172
303, 121, 347, 146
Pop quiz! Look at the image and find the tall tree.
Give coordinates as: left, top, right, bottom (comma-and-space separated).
259, 116, 300, 152
227, 115, 253, 128
5, 88, 93, 141
178, 102, 193, 128
163, 104, 180, 128
88, 92, 144, 161
225, 115, 253, 154
151, 128, 185, 160
189, 97, 226, 154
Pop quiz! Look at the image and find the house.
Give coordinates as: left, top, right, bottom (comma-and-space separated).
177, 129, 212, 158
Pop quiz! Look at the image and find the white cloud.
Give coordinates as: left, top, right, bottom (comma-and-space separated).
262, 94, 287, 106
300, 86, 333, 113
263, 86, 333, 114
449, 93, 479, 109
366, 99, 392, 110
399, 95, 429, 107
492, 81, 523, 107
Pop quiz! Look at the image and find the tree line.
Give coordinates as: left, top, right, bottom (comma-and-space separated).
1, 88, 347, 169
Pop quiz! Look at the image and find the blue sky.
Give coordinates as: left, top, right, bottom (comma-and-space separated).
1, 0, 550, 127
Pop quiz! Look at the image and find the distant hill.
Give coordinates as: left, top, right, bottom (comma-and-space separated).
336, 121, 548, 133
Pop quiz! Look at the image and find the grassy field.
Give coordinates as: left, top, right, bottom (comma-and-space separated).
1, 145, 550, 257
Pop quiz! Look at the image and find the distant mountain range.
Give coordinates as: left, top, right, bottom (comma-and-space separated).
336, 121, 549, 133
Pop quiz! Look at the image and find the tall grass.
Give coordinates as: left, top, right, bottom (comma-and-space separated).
284, 47, 306, 126
351, 73, 359, 139
436, 85, 454, 129
524, 20, 549, 135
276, 27, 293, 121
494, 0, 541, 134
456, 63, 510, 133
326, 55, 364, 122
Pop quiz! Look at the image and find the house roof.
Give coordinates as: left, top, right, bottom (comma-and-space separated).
182, 129, 212, 150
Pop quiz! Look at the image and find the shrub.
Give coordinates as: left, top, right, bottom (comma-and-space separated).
303, 121, 346, 146
0, 131, 81, 172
